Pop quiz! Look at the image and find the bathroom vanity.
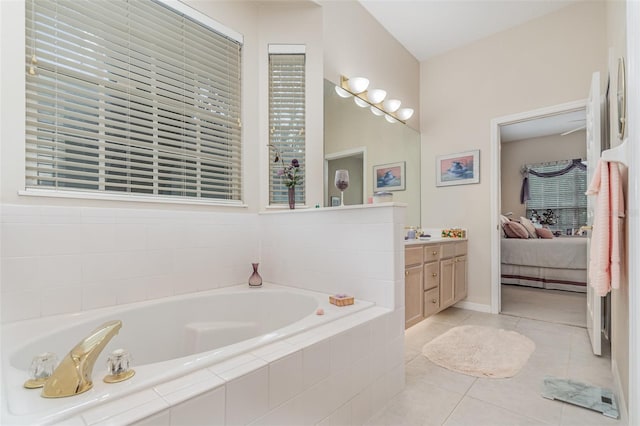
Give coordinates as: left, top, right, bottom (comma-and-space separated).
404, 239, 468, 328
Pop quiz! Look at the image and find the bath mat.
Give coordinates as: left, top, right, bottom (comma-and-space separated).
422, 325, 535, 378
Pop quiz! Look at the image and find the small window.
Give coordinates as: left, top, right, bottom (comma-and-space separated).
25, 0, 243, 203
268, 46, 306, 206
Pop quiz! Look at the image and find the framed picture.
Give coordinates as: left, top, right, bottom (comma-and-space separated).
373, 161, 406, 191
436, 150, 480, 187
330, 196, 340, 206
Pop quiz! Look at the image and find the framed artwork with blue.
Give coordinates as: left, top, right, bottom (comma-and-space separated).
373, 161, 405, 191
436, 150, 480, 187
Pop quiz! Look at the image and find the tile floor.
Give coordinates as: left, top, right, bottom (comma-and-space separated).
365, 308, 625, 426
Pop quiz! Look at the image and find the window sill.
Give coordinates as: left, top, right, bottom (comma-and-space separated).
18, 189, 248, 208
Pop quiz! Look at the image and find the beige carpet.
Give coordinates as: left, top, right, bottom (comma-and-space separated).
422, 325, 535, 378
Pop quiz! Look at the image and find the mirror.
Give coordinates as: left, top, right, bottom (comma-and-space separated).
617, 57, 626, 139
323, 79, 421, 226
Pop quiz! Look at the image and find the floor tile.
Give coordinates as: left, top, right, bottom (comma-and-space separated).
559, 400, 621, 426
427, 308, 473, 326
443, 396, 551, 426
405, 355, 477, 396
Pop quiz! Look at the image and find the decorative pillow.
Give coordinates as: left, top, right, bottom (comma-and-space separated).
519, 217, 537, 239
503, 221, 529, 239
536, 228, 554, 239
499, 215, 511, 237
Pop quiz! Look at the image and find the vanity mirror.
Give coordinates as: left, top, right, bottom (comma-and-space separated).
617, 56, 626, 139
323, 79, 421, 226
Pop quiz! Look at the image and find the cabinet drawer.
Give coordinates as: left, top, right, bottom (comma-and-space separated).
405, 246, 423, 267
424, 287, 440, 317
423, 245, 441, 262
424, 261, 439, 290
441, 242, 455, 259
455, 241, 468, 256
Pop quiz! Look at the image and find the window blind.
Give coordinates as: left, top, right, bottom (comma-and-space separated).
25, 0, 243, 202
269, 51, 305, 205
525, 160, 587, 231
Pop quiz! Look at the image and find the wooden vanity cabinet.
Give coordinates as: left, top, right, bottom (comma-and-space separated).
404, 240, 468, 328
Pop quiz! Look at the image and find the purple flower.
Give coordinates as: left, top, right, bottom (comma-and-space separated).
277, 169, 284, 176
291, 159, 299, 168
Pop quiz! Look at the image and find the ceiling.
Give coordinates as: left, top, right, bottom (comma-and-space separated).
358, 0, 579, 62
358, 0, 585, 141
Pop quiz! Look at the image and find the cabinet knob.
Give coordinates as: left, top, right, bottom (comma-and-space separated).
432, 273, 437, 277
432, 251, 437, 255
405, 270, 409, 276
432, 299, 437, 304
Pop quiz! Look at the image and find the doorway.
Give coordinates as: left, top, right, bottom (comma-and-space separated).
324, 148, 366, 207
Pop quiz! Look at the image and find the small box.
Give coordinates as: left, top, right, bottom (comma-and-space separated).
329, 295, 354, 306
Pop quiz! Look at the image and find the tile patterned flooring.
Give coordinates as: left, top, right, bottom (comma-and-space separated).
365, 308, 624, 426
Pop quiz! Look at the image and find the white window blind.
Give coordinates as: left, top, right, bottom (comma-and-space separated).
25, 0, 243, 202
269, 50, 305, 205
525, 160, 587, 231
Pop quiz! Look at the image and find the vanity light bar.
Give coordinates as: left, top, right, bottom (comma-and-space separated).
338, 75, 414, 124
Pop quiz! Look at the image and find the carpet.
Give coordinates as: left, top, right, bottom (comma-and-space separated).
422, 325, 535, 378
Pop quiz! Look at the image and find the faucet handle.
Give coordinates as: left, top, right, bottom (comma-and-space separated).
24, 352, 58, 389
104, 348, 135, 383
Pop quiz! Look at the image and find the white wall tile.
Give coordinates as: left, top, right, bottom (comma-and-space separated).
269, 351, 303, 409
1, 223, 41, 257
302, 340, 331, 389
330, 331, 353, 372
130, 410, 170, 426
1, 290, 41, 322
351, 386, 373, 426
1, 257, 39, 292
40, 286, 82, 317
225, 366, 269, 426
37, 255, 83, 286
169, 386, 225, 426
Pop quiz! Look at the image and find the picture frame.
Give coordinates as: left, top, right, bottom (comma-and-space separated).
330, 196, 340, 207
373, 161, 406, 191
436, 150, 480, 187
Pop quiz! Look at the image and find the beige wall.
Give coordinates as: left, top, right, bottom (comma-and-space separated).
420, 1, 608, 306
321, 1, 420, 131
501, 132, 587, 219
605, 0, 629, 412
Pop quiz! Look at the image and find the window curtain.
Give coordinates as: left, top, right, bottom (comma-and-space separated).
520, 158, 587, 204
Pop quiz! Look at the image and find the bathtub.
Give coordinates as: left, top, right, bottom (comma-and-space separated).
1, 284, 399, 425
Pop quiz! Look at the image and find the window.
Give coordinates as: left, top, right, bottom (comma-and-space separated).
25, 0, 243, 203
268, 46, 305, 205
525, 160, 587, 231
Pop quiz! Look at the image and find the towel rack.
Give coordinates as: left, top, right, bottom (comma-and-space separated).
601, 139, 629, 167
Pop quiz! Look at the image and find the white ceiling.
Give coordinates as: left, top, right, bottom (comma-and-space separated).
358, 0, 580, 62
358, 0, 585, 141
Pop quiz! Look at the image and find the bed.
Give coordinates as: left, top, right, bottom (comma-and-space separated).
501, 237, 587, 292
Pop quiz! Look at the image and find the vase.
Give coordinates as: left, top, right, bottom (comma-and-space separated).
288, 186, 295, 209
248, 263, 262, 287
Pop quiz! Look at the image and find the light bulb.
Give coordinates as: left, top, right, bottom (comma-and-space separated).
347, 77, 369, 94
396, 108, 414, 120
382, 99, 401, 113
354, 97, 369, 108
370, 106, 385, 116
335, 86, 352, 98
385, 115, 398, 124
367, 89, 387, 104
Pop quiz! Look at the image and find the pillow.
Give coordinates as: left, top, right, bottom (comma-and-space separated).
536, 228, 554, 239
503, 221, 529, 239
519, 217, 537, 239
499, 215, 511, 237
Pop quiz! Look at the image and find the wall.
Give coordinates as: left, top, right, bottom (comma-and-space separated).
320, 1, 420, 131
605, 0, 629, 413
328, 156, 364, 206
420, 1, 608, 307
501, 131, 587, 219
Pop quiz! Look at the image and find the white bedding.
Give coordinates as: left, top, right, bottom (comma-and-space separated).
500, 237, 587, 270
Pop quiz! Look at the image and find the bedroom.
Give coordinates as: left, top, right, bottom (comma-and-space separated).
499, 111, 590, 328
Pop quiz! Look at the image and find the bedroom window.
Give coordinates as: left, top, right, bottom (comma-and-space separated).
268, 45, 306, 206
525, 159, 587, 231
25, 0, 243, 203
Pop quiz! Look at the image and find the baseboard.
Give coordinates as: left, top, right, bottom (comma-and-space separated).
453, 300, 491, 313
612, 359, 629, 423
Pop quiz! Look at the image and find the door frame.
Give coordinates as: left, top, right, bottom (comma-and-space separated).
324, 147, 367, 206
489, 99, 587, 314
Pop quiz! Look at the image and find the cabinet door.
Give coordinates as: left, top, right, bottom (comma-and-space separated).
405, 246, 423, 267
405, 265, 424, 328
440, 258, 455, 308
454, 255, 467, 301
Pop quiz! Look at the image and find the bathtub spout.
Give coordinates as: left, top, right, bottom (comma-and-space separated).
42, 320, 122, 398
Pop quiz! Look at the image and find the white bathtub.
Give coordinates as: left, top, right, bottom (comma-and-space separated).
1, 284, 387, 425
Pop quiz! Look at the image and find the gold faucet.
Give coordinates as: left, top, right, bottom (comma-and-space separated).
41, 320, 122, 398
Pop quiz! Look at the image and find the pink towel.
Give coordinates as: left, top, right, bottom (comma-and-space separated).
586, 159, 625, 296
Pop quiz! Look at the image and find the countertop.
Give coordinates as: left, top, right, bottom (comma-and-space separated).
404, 237, 467, 245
